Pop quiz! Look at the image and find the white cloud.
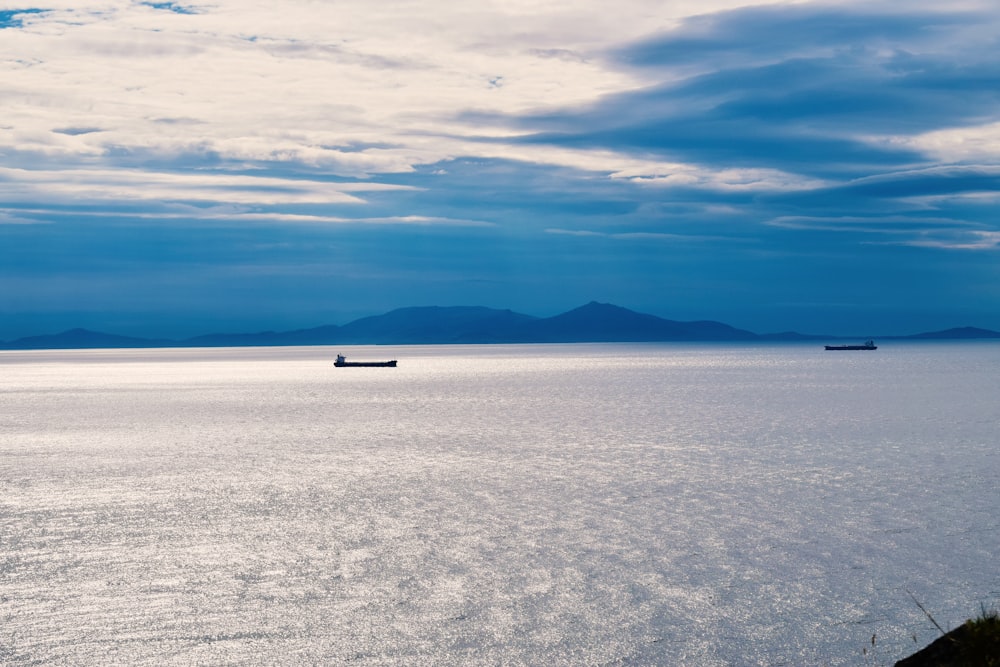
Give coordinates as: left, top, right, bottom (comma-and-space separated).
898, 122, 1000, 163
900, 230, 1000, 250
0, 167, 415, 206
619, 167, 828, 192
0, 210, 47, 225
0, 0, 827, 210
765, 214, 1000, 250
0, 204, 494, 227
766, 214, 973, 232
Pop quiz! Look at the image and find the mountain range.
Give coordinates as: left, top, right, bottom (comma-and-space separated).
2, 302, 999, 350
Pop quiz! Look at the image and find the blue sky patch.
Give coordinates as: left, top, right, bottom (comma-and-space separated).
0, 9, 45, 29
141, 2, 198, 14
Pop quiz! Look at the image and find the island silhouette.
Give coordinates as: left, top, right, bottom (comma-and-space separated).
3, 302, 999, 349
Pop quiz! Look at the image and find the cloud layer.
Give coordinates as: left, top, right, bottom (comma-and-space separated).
2, 1, 999, 337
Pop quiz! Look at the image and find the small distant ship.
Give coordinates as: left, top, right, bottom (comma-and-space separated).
825, 339, 877, 351
334, 354, 398, 367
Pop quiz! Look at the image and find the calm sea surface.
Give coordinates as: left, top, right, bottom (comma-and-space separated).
2, 342, 998, 666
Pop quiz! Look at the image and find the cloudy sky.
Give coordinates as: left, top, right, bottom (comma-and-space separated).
2, 0, 999, 339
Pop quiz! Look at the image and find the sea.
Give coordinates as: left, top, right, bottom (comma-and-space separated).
2, 342, 998, 666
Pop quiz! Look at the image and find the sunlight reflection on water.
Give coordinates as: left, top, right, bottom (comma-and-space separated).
2, 343, 999, 665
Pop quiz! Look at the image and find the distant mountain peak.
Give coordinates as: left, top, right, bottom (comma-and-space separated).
577, 300, 625, 311
3, 304, 999, 350
908, 326, 1000, 340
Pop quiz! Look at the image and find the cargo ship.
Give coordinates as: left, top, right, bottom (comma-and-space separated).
334, 354, 397, 367
824, 339, 877, 351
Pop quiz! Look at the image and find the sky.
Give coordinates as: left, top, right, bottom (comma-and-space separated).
2, 0, 1000, 339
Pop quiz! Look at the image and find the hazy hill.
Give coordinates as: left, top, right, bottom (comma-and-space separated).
2, 304, 1000, 349
335, 306, 538, 344
518, 302, 759, 342
905, 326, 1000, 340
3, 328, 166, 350
182, 325, 343, 347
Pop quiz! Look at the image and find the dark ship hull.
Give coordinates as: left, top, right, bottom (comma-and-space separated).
334, 360, 397, 367
334, 354, 397, 367
825, 341, 877, 350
